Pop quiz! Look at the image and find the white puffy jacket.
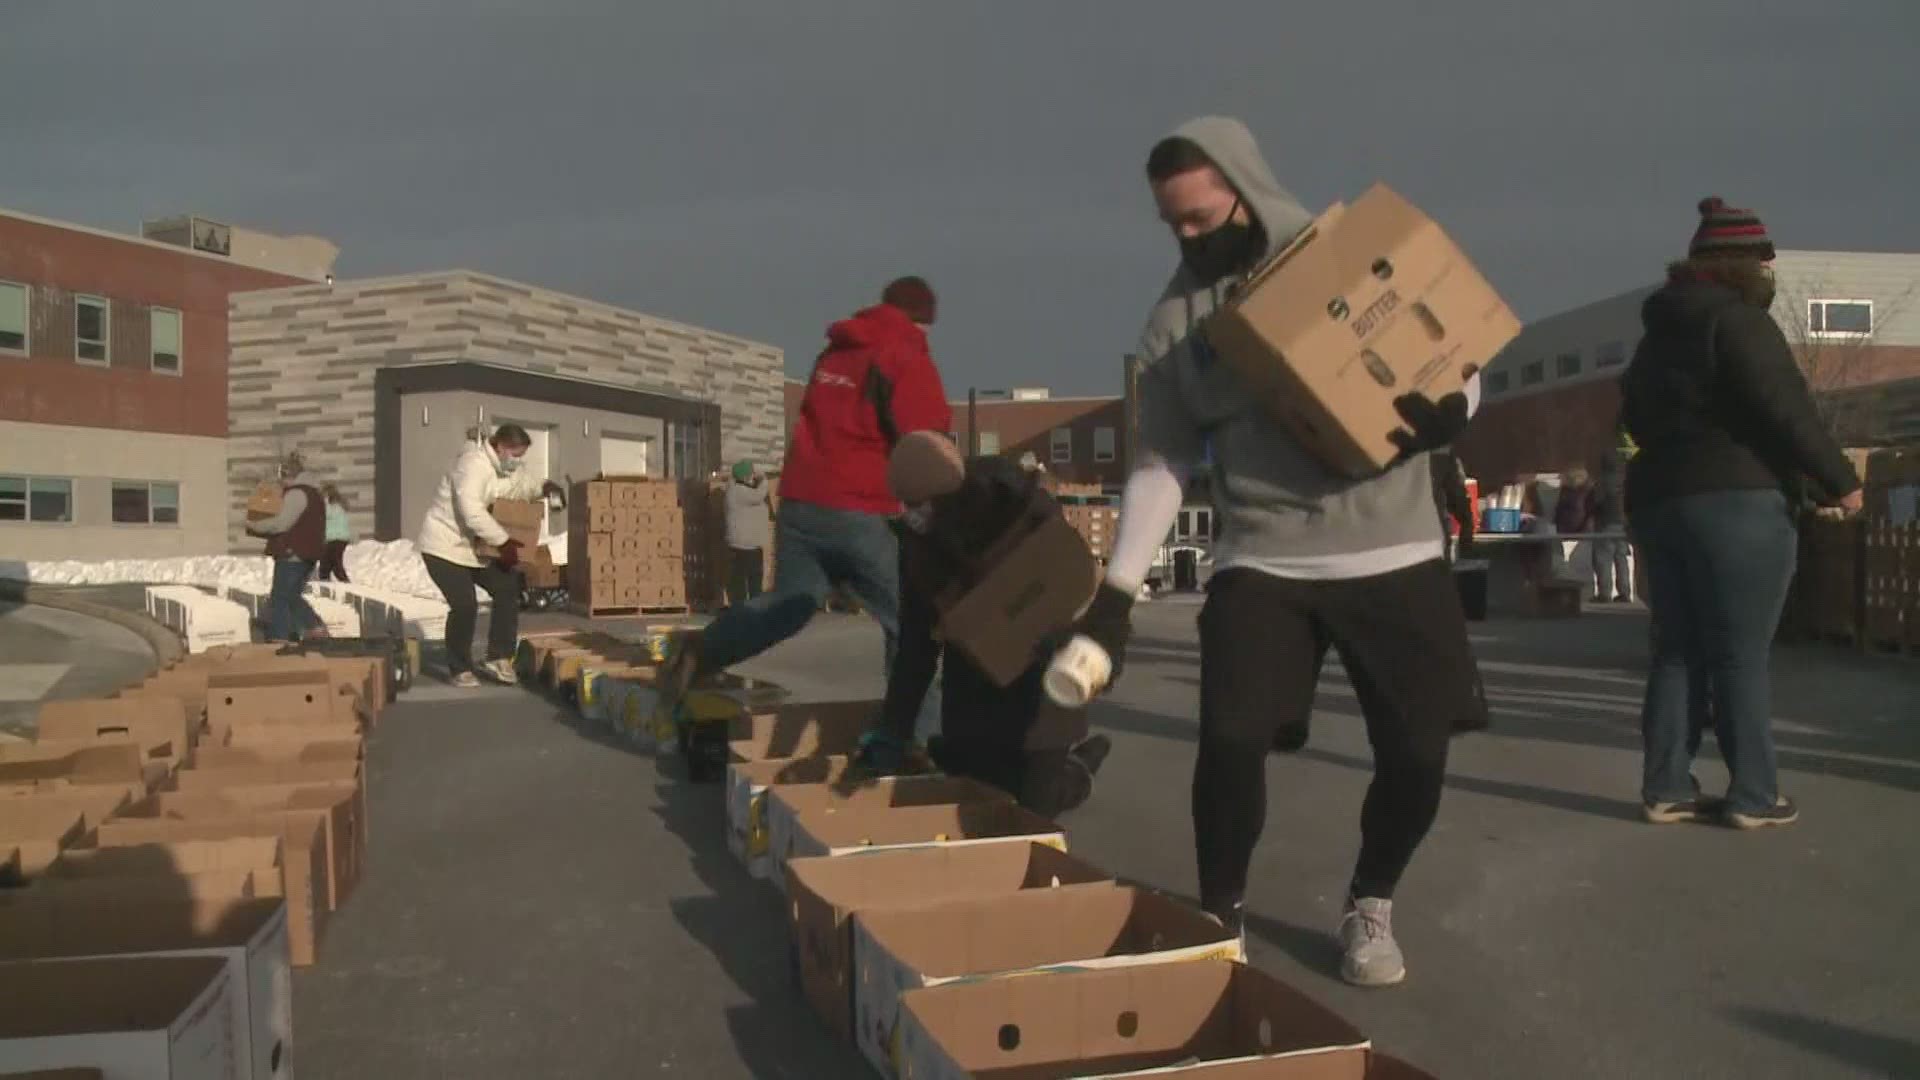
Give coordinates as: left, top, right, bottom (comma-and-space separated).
416, 441, 543, 568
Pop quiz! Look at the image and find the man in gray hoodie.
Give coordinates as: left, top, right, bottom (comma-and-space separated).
1072, 117, 1485, 988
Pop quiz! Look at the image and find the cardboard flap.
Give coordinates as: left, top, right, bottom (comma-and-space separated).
789, 843, 1112, 921
728, 700, 877, 762
0, 955, 231, 1039
170, 760, 361, 791
36, 697, 193, 757
771, 775, 1014, 818
52, 835, 282, 878
0, 743, 148, 792
796, 800, 1061, 852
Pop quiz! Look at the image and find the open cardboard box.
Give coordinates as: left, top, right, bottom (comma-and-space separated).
786, 801, 1066, 863
936, 513, 1100, 688
118, 783, 364, 915
0, 786, 137, 884
726, 756, 852, 875
0, 955, 237, 1080
193, 738, 363, 769
35, 696, 196, 769
0, 743, 151, 802
727, 700, 877, 764
1205, 184, 1520, 478
786, 842, 1112, 1042
0, 897, 292, 1079
205, 670, 364, 741
764, 776, 1016, 896
896, 959, 1371, 1079
851, 885, 1245, 1078
156, 770, 366, 909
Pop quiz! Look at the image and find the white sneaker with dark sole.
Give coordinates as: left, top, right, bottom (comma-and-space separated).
478, 659, 518, 685
1727, 796, 1799, 830
1339, 897, 1407, 988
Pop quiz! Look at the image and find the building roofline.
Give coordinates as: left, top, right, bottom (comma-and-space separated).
0, 205, 328, 281
947, 394, 1123, 406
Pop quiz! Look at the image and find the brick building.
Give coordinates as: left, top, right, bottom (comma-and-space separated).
227, 271, 785, 550
0, 208, 324, 560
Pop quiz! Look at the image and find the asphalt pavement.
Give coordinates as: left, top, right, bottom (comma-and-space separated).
290, 599, 1920, 1079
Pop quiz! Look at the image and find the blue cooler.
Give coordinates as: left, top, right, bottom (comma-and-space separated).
1483, 507, 1523, 534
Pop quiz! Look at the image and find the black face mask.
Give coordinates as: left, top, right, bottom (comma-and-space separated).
1178, 199, 1261, 283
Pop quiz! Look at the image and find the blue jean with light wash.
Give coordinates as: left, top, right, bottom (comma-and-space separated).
1631, 490, 1798, 814
696, 500, 902, 683
267, 556, 322, 642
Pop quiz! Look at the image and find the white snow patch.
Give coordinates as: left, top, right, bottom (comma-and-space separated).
1, 538, 465, 600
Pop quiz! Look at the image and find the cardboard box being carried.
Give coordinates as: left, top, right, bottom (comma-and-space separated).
0, 899, 291, 1080
787, 842, 1112, 1042
936, 513, 1100, 688
726, 756, 852, 876
475, 498, 544, 560
1204, 184, 1521, 477
895, 958, 1371, 1080
851, 885, 1245, 1077
764, 776, 1017, 895
246, 481, 283, 522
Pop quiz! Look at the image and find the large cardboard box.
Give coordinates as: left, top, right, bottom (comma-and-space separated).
0, 900, 290, 1079
851, 886, 1245, 1077
786, 843, 1112, 1041
245, 481, 282, 522
204, 669, 363, 740
1204, 184, 1521, 477
49, 834, 326, 974
35, 698, 195, 769
894, 959, 1370, 1080
0, 744, 150, 802
787, 801, 1066, 863
89, 818, 334, 968
475, 499, 544, 559
727, 700, 876, 764
0, 956, 235, 1079
118, 784, 363, 915
0, 786, 138, 883
725, 756, 851, 876
156, 772, 365, 910
765, 776, 1017, 896
936, 514, 1100, 687
192, 739, 363, 770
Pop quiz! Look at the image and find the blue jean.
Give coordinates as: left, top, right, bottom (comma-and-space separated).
697, 500, 901, 679
1631, 490, 1797, 813
268, 557, 321, 642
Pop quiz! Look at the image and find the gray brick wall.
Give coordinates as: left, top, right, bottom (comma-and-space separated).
226, 270, 784, 552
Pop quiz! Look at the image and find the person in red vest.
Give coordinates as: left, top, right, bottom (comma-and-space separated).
661, 277, 952, 704
246, 450, 328, 642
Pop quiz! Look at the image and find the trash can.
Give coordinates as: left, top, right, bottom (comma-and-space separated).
1173, 549, 1200, 592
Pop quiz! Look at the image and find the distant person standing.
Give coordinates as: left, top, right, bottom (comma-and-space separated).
1588, 451, 1631, 602
724, 460, 771, 608
317, 485, 353, 584
416, 424, 563, 688
246, 451, 327, 642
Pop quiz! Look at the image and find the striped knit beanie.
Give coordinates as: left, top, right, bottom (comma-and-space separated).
1689, 197, 1775, 261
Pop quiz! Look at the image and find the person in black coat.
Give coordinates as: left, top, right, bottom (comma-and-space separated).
1620, 197, 1862, 831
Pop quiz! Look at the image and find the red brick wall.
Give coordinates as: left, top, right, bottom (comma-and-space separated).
0, 214, 305, 438
1455, 378, 1624, 489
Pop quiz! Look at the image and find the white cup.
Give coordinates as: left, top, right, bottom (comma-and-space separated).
1043, 635, 1113, 709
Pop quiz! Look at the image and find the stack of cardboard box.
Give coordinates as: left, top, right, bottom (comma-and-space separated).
566, 477, 714, 615
0, 643, 386, 1077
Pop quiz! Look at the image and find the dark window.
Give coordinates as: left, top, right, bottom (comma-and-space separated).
1, 475, 74, 523
1557, 351, 1582, 378
114, 481, 181, 525
1521, 361, 1545, 386
0, 281, 26, 353
1484, 371, 1511, 395
76, 296, 109, 364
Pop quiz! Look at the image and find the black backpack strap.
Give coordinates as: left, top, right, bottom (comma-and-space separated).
865, 360, 901, 450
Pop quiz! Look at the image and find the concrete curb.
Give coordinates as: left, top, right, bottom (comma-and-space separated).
0, 580, 184, 673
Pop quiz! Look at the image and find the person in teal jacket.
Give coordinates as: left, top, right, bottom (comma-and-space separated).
317, 485, 353, 583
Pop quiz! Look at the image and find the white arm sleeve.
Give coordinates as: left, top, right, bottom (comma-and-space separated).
1103, 460, 1189, 594
1464, 372, 1483, 419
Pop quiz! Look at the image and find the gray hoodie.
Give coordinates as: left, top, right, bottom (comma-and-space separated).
1135, 116, 1449, 574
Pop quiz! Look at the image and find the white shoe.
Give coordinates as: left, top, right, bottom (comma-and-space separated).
449, 671, 481, 689
478, 659, 518, 685
1338, 896, 1407, 987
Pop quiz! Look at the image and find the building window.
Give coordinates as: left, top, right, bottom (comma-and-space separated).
977, 431, 1001, 455
1521, 361, 1545, 386
112, 481, 181, 525
1050, 427, 1073, 463
151, 308, 183, 374
670, 421, 702, 480
0, 281, 26, 354
75, 295, 110, 364
0, 475, 75, 523
1484, 371, 1511, 395
1556, 351, 1582, 378
1597, 341, 1627, 368
1808, 299, 1873, 337
1093, 426, 1117, 463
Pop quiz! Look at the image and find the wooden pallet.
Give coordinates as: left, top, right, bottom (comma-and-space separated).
568, 602, 690, 619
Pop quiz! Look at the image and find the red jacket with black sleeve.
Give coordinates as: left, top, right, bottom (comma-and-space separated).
779, 303, 953, 515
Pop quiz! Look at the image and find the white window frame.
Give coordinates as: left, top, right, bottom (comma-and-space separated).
1093, 426, 1117, 463
977, 431, 1001, 456
0, 474, 76, 524
75, 294, 110, 366
0, 280, 27, 356
150, 306, 183, 375
1050, 427, 1073, 464
111, 480, 182, 526
1807, 298, 1874, 340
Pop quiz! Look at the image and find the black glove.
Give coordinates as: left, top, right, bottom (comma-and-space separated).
1389, 391, 1472, 457
541, 480, 565, 500
1073, 583, 1137, 692
495, 538, 523, 569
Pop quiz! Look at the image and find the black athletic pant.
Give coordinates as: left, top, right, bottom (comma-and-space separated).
1195, 561, 1484, 911
726, 546, 765, 608
423, 554, 521, 676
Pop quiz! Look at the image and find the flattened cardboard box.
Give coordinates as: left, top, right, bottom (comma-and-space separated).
0, 900, 290, 1080
765, 776, 1017, 897
727, 699, 876, 764
1205, 184, 1520, 477
851, 885, 1245, 1078
725, 755, 852, 876
786, 801, 1067, 863
786, 842, 1112, 1042
896, 959, 1369, 1080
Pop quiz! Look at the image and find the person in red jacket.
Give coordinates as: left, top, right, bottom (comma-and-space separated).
662, 276, 952, 700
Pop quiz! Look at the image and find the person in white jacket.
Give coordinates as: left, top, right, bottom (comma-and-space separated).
416, 424, 560, 687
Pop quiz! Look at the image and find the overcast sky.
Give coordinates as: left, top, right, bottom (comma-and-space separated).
6, 1, 1917, 394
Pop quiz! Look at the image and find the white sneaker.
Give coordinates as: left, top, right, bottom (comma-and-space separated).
1338, 896, 1407, 987
478, 659, 518, 685
449, 671, 481, 689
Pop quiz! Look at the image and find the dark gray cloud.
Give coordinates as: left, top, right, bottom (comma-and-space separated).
6, 0, 1917, 394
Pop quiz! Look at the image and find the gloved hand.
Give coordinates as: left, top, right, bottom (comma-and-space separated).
1072, 583, 1137, 693
541, 480, 565, 501
495, 538, 523, 569
1388, 391, 1472, 456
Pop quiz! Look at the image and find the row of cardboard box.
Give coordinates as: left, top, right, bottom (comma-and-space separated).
0, 644, 391, 1078
513, 630, 1434, 1079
